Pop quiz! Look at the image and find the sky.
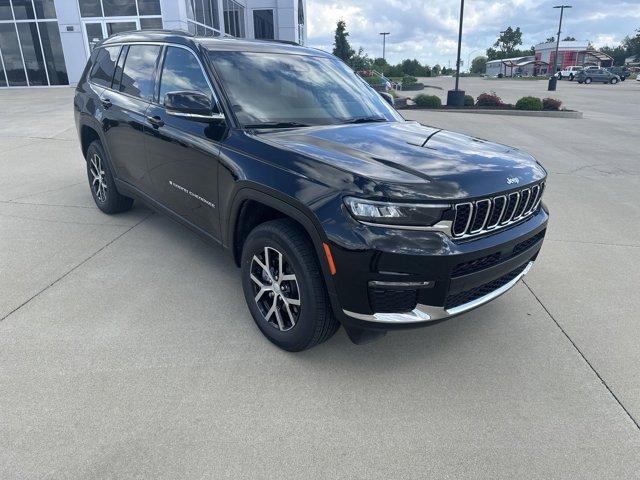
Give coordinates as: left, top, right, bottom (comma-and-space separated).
306, 0, 640, 67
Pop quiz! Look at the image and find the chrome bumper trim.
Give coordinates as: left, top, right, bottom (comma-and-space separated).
343, 261, 534, 324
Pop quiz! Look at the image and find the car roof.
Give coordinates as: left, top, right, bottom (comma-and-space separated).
101, 30, 330, 57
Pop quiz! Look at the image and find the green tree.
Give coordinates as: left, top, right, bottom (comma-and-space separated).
349, 47, 372, 71
562, 36, 576, 41
332, 20, 354, 62
470, 56, 487, 74
432, 64, 441, 76
494, 27, 523, 55
600, 45, 628, 66
625, 29, 640, 57
546, 36, 555, 43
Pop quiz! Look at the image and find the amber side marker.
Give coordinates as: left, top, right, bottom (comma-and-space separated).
322, 242, 337, 275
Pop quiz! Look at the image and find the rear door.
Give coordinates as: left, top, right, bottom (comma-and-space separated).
101, 43, 162, 193
144, 45, 225, 239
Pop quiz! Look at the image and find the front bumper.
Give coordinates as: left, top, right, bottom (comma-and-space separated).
329, 206, 548, 330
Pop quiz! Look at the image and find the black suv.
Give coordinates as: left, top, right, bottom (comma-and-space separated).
74, 31, 548, 351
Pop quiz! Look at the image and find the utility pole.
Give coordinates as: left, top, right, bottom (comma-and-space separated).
379, 32, 390, 61
548, 5, 572, 91
447, 0, 466, 106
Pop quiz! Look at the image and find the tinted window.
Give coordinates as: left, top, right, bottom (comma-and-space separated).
11, 0, 35, 19
138, 0, 161, 15
0, 0, 12, 21
103, 0, 136, 16
140, 17, 163, 30
34, 0, 57, 19
79, 0, 102, 17
16, 22, 47, 86
119, 44, 161, 101
0, 23, 27, 86
253, 10, 274, 40
39, 21, 68, 84
89, 46, 120, 88
208, 51, 401, 127
159, 47, 210, 105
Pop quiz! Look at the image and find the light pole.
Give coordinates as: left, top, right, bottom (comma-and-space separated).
498, 30, 506, 76
379, 32, 390, 61
447, 0, 466, 106
548, 5, 572, 91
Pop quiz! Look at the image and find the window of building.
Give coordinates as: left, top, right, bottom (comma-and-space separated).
38, 21, 67, 84
119, 44, 161, 101
0, 0, 13, 21
79, 0, 103, 17
186, 0, 221, 36
16, 22, 48, 85
137, 0, 160, 15
102, 0, 136, 17
11, 0, 35, 20
140, 17, 162, 29
0, 23, 27, 85
34, 0, 56, 19
223, 0, 245, 38
253, 10, 274, 40
159, 46, 211, 104
89, 45, 120, 87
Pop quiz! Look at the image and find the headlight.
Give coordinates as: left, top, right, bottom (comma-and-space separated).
344, 197, 451, 227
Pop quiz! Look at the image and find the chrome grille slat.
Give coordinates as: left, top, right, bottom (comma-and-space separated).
451, 182, 545, 240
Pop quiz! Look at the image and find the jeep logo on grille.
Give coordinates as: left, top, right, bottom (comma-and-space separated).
506, 177, 520, 185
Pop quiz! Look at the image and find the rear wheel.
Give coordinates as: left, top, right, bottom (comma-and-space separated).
569, 74, 574, 81
240, 219, 340, 351
86, 141, 133, 214
585, 77, 592, 84
557, 73, 563, 80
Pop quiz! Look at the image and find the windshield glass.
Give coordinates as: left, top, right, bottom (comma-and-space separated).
207, 50, 402, 127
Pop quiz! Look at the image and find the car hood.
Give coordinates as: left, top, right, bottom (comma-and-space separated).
255, 121, 546, 200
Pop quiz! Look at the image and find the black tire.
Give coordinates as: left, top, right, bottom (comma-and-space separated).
610, 78, 618, 84
557, 73, 562, 80
578, 80, 583, 84
241, 218, 340, 351
569, 74, 574, 81
621, 76, 626, 82
585, 77, 592, 84
86, 140, 134, 214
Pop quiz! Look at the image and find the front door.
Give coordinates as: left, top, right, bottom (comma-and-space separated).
145, 46, 225, 239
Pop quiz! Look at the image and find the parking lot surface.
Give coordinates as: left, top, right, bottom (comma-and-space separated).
1, 79, 639, 479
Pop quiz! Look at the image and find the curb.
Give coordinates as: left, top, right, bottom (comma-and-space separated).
397, 107, 583, 119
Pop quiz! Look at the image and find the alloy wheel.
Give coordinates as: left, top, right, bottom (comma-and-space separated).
250, 246, 301, 331
89, 153, 107, 203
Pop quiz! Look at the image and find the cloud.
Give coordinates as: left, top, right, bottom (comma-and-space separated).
306, 0, 640, 65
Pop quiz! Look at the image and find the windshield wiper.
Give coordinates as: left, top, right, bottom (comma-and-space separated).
340, 116, 388, 124
243, 121, 310, 129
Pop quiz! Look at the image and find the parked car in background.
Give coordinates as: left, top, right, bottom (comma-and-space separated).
606, 66, 631, 81
555, 66, 583, 81
575, 68, 621, 84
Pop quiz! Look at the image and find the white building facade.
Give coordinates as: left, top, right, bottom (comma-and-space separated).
0, 0, 307, 88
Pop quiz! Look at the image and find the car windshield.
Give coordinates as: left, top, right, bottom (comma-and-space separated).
207, 50, 402, 128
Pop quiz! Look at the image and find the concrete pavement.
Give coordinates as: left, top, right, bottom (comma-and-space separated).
1, 81, 639, 479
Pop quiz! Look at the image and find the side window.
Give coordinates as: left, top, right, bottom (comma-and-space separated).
89, 46, 120, 88
119, 44, 161, 101
159, 47, 212, 105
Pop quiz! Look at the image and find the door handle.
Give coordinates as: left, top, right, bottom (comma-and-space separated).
147, 115, 165, 128
101, 98, 112, 109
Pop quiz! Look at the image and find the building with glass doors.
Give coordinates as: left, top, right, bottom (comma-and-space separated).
0, 0, 307, 87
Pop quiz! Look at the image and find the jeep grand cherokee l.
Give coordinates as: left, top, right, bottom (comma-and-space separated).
74, 31, 548, 351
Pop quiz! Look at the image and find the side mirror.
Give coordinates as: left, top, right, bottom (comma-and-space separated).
164, 91, 224, 121
379, 91, 395, 107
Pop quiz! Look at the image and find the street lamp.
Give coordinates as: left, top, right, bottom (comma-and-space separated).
548, 5, 572, 91
447, 0, 466, 106
379, 32, 390, 61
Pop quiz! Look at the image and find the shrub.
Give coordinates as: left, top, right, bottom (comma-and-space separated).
515, 96, 543, 111
476, 92, 502, 107
464, 95, 474, 107
542, 97, 562, 111
402, 75, 418, 86
414, 94, 442, 108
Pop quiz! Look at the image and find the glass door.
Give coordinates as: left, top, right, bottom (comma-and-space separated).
83, 20, 139, 55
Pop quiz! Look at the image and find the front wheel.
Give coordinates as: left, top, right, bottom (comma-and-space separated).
584, 77, 592, 84
610, 78, 618, 84
569, 74, 574, 81
241, 219, 340, 351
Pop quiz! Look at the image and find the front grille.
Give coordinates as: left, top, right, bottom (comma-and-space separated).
452, 182, 545, 239
445, 262, 529, 309
513, 229, 546, 256
452, 252, 502, 277
369, 288, 418, 313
